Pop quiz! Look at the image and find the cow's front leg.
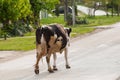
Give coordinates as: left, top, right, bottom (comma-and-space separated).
34, 52, 42, 74
53, 53, 58, 71
64, 48, 71, 69
46, 53, 54, 73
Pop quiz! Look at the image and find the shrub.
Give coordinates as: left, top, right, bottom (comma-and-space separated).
66, 13, 73, 25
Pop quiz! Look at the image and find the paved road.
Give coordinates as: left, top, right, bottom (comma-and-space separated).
1, 23, 120, 80
77, 5, 109, 16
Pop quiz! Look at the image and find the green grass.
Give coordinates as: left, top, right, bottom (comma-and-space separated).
41, 16, 65, 25
87, 16, 120, 26
1, 15, 120, 51
71, 25, 95, 37
0, 26, 94, 51
0, 37, 35, 51
24, 31, 35, 36
69, 16, 120, 37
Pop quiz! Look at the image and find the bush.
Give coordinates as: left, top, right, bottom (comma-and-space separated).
0, 21, 34, 38
76, 17, 88, 24
11, 23, 34, 37
66, 13, 73, 25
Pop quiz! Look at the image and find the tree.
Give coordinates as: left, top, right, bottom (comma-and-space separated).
83, 0, 120, 17
30, 0, 59, 27
106, 0, 120, 16
72, 0, 75, 26
112, 0, 120, 16
0, 0, 31, 40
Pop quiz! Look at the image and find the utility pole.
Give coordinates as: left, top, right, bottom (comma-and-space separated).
72, 0, 75, 26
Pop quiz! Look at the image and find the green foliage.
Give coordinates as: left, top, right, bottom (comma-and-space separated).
66, 13, 73, 25
30, 0, 59, 27
0, 0, 32, 39
0, 0, 60, 39
76, 17, 88, 24
30, 0, 59, 12
0, 0, 31, 22
83, 0, 120, 16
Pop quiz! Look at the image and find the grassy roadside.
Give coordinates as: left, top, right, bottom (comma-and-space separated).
0, 15, 120, 51
0, 37, 35, 51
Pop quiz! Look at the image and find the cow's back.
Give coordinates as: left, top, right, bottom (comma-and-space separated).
36, 24, 68, 55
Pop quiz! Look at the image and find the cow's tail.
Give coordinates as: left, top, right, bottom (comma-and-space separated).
36, 27, 42, 44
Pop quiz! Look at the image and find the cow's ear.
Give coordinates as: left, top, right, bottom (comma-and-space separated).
69, 28, 72, 33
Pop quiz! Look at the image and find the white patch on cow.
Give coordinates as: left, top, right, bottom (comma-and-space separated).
36, 34, 47, 56
65, 32, 70, 47
36, 44, 41, 54
58, 36, 63, 41
54, 34, 57, 39
41, 34, 45, 43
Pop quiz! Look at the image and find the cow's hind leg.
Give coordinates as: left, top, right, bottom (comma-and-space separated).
34, 52, 42, 74
46, 53, 54, 73
64, 48, 71, 69
53, 53, 58, 71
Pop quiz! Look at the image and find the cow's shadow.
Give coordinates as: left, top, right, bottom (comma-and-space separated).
33, 71, 58, 80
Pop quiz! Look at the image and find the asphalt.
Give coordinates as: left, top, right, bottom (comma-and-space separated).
77, 5, 110, 16
0, 22, 120, 80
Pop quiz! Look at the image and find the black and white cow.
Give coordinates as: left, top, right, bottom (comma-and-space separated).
35, 24, 72, 74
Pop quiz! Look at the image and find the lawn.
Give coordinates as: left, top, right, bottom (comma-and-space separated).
0, 26, 95, 51
41, 16, 65, 25
1, 15, 120, 51
0, 37, 35, 51
87, 16, 120, 26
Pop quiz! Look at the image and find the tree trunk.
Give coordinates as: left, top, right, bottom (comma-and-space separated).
64, 0, 68, 21
4, 34, 7, 40
106, 5, 109, 17
111, 2, 114, 17
93, 9, 96, 17
34, 12, 40, 28
117, 6, 120, 16
2, 20, 9, 40
72, 0, 75, 26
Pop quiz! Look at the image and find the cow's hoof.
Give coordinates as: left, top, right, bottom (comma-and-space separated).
35, 69, 39, 74
53, 66, 58, 71
48, 69, 54, 73
66, 65, 71, 69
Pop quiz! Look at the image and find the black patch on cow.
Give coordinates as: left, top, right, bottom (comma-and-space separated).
42, 27, 54, 49
49, 24, 67, 50
65, 28, 72, 37
36, 27, 42, 44
36, 24, 70, 53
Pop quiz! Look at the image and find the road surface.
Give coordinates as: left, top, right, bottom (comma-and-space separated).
1, 23, 120, 80
77, 5, 109, 16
